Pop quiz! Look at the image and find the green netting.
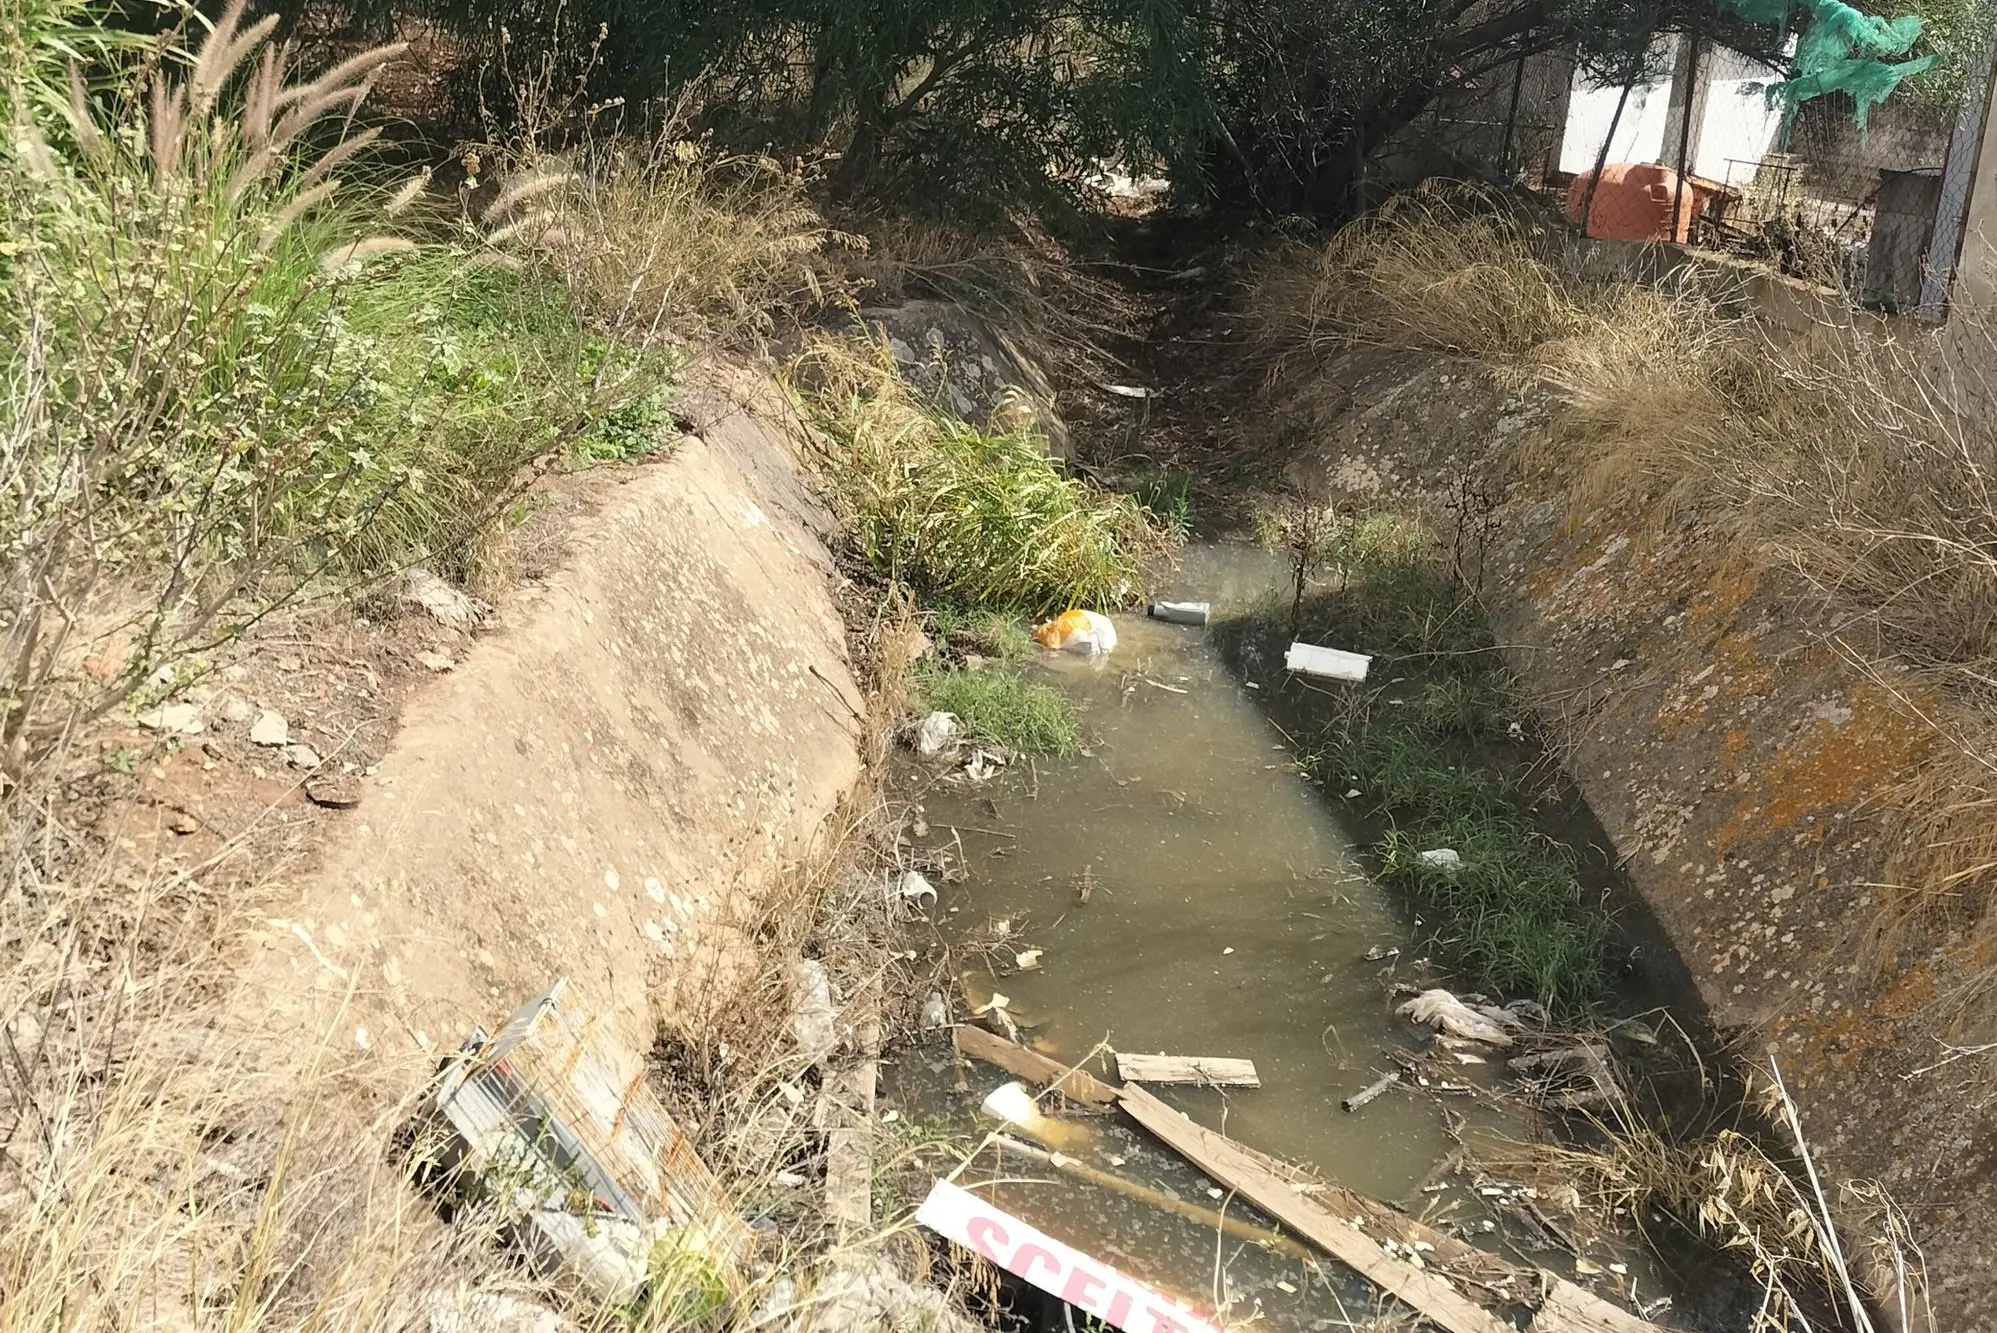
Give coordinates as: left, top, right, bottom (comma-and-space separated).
1722, 0, 1939, 128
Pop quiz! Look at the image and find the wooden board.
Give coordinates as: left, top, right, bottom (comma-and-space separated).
953, 1024, 1120, 1107
1534, 1277, 1661, 1333
1118, 1085, 1514, 1333
1116, 1054, 1261, 1087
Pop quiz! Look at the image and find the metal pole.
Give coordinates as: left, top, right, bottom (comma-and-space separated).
1582, 70, 1636, 235
1672, 27, 1701, 243
1499, 50, 1527, 178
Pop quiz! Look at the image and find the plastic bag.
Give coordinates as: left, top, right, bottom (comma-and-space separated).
1033, 609, 1118, 656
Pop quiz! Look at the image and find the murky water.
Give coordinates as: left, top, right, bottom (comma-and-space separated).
887, 545, 1536, 1328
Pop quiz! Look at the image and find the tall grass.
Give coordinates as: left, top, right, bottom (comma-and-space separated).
485, 134, 848, 352
794, 338, 1167, 614
0, 3, 649, 782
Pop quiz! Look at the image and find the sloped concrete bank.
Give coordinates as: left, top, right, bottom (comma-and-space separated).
234, 367, 868, 1186
1287, 350, 1988, 1327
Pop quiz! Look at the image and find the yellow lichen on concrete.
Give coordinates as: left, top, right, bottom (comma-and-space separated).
1711, 682, 1932, 860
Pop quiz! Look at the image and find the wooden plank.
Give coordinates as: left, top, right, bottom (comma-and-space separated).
1534, 1277, 1659, 1333
1117, 1085, 1514, 1333
953, 1024, 1120, 1107
1115, 1053, 1261, 1087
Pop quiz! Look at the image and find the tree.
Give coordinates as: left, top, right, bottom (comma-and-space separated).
402, 0, 1208, 219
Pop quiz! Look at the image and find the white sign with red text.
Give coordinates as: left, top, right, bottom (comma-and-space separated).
915, 1179, 1224, 1333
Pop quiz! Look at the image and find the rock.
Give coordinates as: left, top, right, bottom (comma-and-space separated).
415, 650, 456, 672
219, 695, 256, 724
787, 1257, 982, 1333
422, 1289, 563, 1333
914, 711, 960, 758
403, 568, 491, 631
791, 959, 838, 1065
249, 710, 289, 747
136, 702, 204, 735
168, 812, 200, 835
305, 775, 362, 809
8, 1011, 43, 1051
919, 992, 949, 1029
281, 743, 322, 770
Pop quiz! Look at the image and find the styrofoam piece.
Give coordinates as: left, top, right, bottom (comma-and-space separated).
1284, 642, 1372, 681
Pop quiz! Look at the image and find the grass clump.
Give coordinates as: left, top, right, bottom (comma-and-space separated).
915, 661, 1078, 756
1249, 183, 1582, 364
1286, 537, 1610, 1012
929, 607, 1036, 662
794, 338, 1167, 614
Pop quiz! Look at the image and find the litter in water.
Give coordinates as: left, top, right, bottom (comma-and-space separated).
915, 1178, 1221, 1333
915, 711, 960, 757
1284, 642, 1372, 681
1034, 609, 1119, 656
1115, 1053, 1261, 1087
1396, 989, 1518, 1047
1147, 601, 1211, 627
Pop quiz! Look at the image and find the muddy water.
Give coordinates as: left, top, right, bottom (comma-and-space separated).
889, 545, 1532, 1327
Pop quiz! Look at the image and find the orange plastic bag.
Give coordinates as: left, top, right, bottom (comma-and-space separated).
1033, 609, 1118, 656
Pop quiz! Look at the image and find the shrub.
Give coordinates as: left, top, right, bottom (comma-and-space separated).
794, 339, 1166, 614
0, 3, 629, 780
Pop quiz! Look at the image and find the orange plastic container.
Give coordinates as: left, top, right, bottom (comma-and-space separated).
1564, 163, 1702, 242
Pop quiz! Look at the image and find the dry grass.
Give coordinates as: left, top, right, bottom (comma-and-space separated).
1492, 1060, 1928, 1332
844, 214, 1128, 377
1247, 185, 1582, 365
1256, 191, 1997, 1009
483, 134, 857, 353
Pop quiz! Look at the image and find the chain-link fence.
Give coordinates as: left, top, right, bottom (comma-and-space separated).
1407, 30, 1993, 318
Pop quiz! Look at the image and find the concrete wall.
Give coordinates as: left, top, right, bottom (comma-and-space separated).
235, 369, 865, 1091
1289, 351, 1986, 1327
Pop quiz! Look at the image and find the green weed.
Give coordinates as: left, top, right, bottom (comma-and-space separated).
1130, 463, 1195, 540
795, 338, 1167, 614
915, 662, 1078, 756
1282, 534, 1611, 1012
928, 608, 1035, 663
